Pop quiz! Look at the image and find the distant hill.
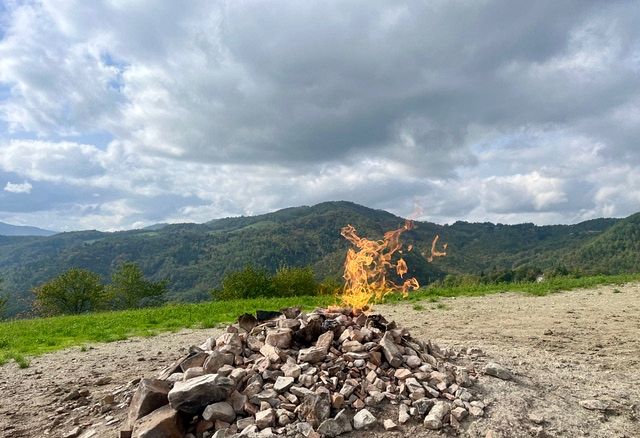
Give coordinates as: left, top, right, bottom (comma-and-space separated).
0, 221, 56, 237
564, 212, 640, 274
0, 201, 636, 317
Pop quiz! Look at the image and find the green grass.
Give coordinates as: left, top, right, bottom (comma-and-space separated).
0, 295, 334, 366
382, 273, 640, 303
1, 273, 639, 366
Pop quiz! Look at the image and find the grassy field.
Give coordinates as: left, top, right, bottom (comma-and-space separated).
1, 273, 638, 367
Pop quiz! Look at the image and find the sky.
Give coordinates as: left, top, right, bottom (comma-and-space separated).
0, 0, 639, 231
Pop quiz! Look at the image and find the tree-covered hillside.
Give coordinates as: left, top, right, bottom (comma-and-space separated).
0, 201, 635, 317
564, 213, 640, 274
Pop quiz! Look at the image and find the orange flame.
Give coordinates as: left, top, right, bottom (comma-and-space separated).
340, 220, 417, 310
340, 220, 447, 310
426, 235, 448, 262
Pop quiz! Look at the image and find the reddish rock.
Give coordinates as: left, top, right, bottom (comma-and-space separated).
132, 405, 183, 438
127, 379, 172, 428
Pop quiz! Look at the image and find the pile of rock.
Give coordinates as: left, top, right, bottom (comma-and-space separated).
121, 307, 487, 438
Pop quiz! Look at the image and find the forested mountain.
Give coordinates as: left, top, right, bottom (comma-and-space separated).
0, 221, 56, 237
564, 213, 640, 274
0, 201, 636, 317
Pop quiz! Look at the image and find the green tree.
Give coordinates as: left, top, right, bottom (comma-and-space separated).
33, 268, 105, 315
215, 266, 274, 300
272, 266, 318, 297
0, 295, 6, 319
107, 262, 168, 309
0, 279, 8, 319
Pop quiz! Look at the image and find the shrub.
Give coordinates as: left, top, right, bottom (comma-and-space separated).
33, 268, 106, 315
272, 266, 318, 297
106, 262, 168, 310
212, 266, 333, 300
318, 277, 342, 296
217, 266, 274, 300
0, 279, 7, 320
0, 295, 7, 320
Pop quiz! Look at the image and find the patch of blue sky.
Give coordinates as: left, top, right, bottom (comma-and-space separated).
0, 84, 11, 100
101, 51, 128, 93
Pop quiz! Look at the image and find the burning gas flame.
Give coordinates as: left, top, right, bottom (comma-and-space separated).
340, 220, 446, 310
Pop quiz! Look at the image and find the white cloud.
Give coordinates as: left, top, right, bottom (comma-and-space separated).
0, 1, 639, 229
0, 140, 107, 183
4, 181, 32, 194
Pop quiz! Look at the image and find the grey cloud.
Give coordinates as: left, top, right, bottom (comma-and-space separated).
0, 0, 639, 229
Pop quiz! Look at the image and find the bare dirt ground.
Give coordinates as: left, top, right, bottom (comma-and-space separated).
1, 283, 639, 438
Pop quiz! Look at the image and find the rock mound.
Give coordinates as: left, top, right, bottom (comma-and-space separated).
122, 307, 487, 437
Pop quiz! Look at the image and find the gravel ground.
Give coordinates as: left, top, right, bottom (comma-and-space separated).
1, 283, 638, 438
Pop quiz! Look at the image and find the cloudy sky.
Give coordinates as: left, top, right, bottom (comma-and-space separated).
0, 0, 639, 231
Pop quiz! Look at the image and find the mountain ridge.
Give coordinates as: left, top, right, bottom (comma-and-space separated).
0, 221, 56, 237
0, 201, 637, 317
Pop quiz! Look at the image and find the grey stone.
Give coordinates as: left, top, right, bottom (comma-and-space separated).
184, 367, 205, 380
203, 351, 226, 374
180, 352, 209, 371
296, 392, 331, 428
63, 427, 82, 438
342, 340, 365, 352
298, 346, 326, 363
274, 376, 295, 393
203, 402, 236, 423
353, 409, 376, 430
404, 377, 423, 393
413, 398, 436, 416
296, 422, 314, 437
265, 328, 293, 349
393, 368, 412, 380
380, 332, 403, 368
168, 374, 234, 414
579, 399, 609, 411
239, 424, 259, 436
281, 362, 302, 379
317, 409, 352, 437
238, 313, 258, 332
246, 336, 264, 352
398, 404, 410, 424
229, 391, 247, 414
424, 401, 450, 430
260, 344, 282, 363
215, 333, 243, 355
451, 407, 468, 421
405, 355, 422, 368
316, 331, 334, 352
255, 409, 275, 429
383, 419, 397, 431
237, 417, 255, 430
483, 362, 513, 380
339, 384, 355, 398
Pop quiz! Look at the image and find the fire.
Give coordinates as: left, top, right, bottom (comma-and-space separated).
340, 220, 446, 310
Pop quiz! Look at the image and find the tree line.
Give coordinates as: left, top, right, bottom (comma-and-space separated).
0, 264, 341, 319
30, 262, 168, 316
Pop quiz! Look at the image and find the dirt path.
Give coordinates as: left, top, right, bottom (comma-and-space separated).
1, 283, 639, 438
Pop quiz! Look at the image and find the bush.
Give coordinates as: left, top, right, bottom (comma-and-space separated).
318, 277, 342, 296
0, 279, 7, 320
216, 266, 274, 300
0, 294, 7, 320
33, 268, 106, 315
212, 266, 335, 300
272, 266, 318, 297
106, 262, 168, 310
